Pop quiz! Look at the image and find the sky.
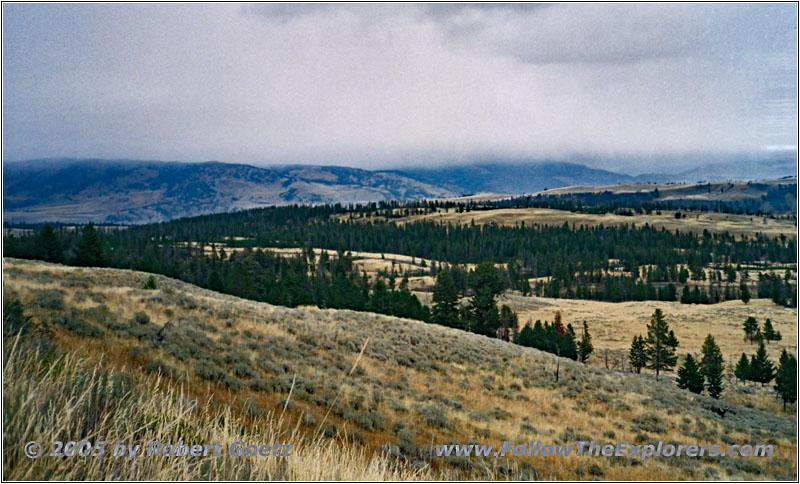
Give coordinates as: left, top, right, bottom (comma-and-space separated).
2, 3, 797, 172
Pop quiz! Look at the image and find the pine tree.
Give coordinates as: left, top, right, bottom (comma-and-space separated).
645, 309, 678, 380
774, 350, 797, 411
368, 278, 391, 314
705, 360, 724, 399
74, 223, 105, 267
749, 342, 775, 386
432, 270, 460, 328
207, 269, 224, 293
699, 334, 724, 398
734, 353, 751, 382
37, 224, 63, 263
498, 305, 518, 342
530, 320, 547, 350
676, 354, 704, 394
467, 262, 503, 337
578, 321, 594, 364
740, 280, 750, 304
516, 323, 535, 347
142, 275, 157, 290
629, 335, 648, 374
559, 322, 578, 361
742, 316, 759, 344
762, 318, 777, 342
699, 334, 724, 376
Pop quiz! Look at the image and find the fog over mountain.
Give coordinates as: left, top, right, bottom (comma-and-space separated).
4, 157, 796, 224
2, 3, 797, 169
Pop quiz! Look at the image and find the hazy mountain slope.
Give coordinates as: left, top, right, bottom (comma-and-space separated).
5, 157, 796, 225
3, 258, 796, 480
389, 162, 634, 195
3, 159, 458, 224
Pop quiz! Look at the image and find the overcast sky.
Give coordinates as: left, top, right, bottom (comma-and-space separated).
2, 3, 797, 172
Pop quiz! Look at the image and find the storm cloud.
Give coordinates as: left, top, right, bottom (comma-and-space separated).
2, 3, 796, 171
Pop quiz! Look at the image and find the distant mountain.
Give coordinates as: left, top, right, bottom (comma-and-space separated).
4, 157, 795, 224
2, 159, 457, 224
633, 153, 797, 184
389, 162, 634, 195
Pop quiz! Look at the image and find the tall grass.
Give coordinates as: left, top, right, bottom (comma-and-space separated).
2, 335, 429, 480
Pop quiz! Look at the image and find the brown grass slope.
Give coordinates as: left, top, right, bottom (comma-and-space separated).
388, 207, 797, 239
3, 258, 796, 480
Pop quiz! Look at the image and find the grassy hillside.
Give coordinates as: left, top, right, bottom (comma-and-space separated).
385, 207, 797, 239
3, 258, 797, 480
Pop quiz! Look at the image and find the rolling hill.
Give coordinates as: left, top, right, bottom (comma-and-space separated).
2, 159, 458, 224
3, 258, 796, 480
4, 158, 797, 225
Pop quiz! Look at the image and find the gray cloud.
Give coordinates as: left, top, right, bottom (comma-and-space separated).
2, 3, 796, 171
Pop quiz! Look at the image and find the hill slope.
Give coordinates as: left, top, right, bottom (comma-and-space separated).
390, 162, 633, 195
3, 258, 796, 480
2, 159, 458, 224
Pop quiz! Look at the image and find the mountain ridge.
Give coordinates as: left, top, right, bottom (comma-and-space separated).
4, 157, 796, 224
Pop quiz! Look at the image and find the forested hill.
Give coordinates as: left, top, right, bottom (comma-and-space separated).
5, 204, 796, 315
388, 162, 633, 194
4, 159, 635, 224
5, 158, 797, 224
2, 159, 458, 224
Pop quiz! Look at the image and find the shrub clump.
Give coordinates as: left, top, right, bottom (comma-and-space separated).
416, 403, 449, 429
142, 359, 175, 377
134, 311, 151, 325
195, 362, 227, 381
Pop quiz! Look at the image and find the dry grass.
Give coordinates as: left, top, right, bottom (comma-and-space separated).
387, 207, 797, 239
3, 258, 797, 480
502, 294, 797, 363
2, 336, 426, 480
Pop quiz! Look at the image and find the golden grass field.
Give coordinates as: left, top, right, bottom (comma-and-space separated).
3, 258, 797, 480
384, 207, 797, 239
500, 294, 796, 368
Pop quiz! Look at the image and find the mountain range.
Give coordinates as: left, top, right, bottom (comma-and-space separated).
3, 156, 796, 224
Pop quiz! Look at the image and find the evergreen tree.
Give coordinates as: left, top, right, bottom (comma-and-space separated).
676, 354, 704, 394
530, 320, 547, 350
699, 334, 724, 398
645, 308, 678, 380
774, 350, 797, 411
740, 280, 750, 304
36, 224, 63, 263
749, 342, 775, 386
742, 316, 759, 344
704, 360, 724, 399
142, 275, 157, 290
629, 335, 648, 374
226, 261, 253, 299
207, 269, 224, 293
516, 323, 535, 347
578, 321, 593, 363
368, 278, 391, 314
699, 334, 724, 377
73, 223, 105, 267
559, 323, 578, 360
498, 305, 518, 342
467, 262, 503, 337
734, 353, 751, 382
432, 270, 460, 328
762, 318, 777, 342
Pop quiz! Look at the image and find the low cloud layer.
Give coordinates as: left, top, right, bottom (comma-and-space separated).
2, 3, 797, 170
